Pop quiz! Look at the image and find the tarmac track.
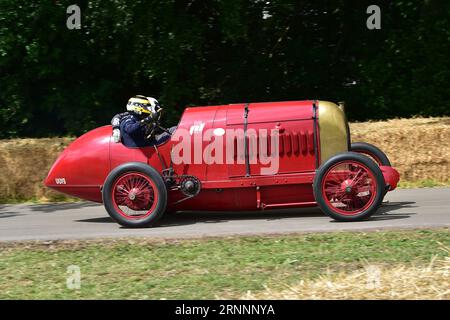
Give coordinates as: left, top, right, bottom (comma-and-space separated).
0, 188, 448, 241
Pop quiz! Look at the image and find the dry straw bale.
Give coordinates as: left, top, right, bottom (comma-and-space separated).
350, 117, 450, 182
0, 137, 74, 201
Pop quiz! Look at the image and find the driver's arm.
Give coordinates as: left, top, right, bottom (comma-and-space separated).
111, 112, 129, 128
120, 117, 146, 136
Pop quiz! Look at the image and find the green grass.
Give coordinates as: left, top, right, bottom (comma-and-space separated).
0, 229, 448, 299
397, 179, 450, 189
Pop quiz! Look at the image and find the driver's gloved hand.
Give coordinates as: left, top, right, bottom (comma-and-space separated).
141, 116, 153, 124
112, 128, 121, 143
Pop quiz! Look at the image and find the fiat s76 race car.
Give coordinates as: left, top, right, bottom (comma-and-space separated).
45, 100, 400, 227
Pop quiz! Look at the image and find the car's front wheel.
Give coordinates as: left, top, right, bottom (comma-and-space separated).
313, 152, 385, 222
102, 162, 167, 228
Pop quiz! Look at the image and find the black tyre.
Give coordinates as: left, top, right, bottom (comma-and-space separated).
313, 152, 385, 222
350, 142, 391, 166
102, 162, 167, 228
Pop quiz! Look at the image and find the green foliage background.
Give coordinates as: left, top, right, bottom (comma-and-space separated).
0, 0, 449, 138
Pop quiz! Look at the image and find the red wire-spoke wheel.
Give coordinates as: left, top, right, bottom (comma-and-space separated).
103, 162, 167, 228
314, 152, 385, 222
322, 161, 376, 214
112, 173, 157, 219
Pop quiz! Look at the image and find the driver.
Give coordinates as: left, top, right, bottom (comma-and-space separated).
114, 95, 162, 148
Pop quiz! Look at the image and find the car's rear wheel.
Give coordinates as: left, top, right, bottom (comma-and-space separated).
350, 142, 391, 166
313, 152, 384, 221
102, 162, 167, 228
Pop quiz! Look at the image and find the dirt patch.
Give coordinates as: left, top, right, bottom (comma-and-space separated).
0, 117, 449, 202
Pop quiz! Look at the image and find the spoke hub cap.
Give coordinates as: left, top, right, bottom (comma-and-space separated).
128, 189, 138, 200
342, 180, 354, 194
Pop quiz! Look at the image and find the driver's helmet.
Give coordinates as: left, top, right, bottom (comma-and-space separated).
126, 95, 160, 119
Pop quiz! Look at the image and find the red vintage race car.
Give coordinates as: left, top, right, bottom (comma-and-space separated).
45, 100, 400, 227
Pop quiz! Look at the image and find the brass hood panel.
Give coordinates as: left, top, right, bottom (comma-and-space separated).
317, 101, 349, 164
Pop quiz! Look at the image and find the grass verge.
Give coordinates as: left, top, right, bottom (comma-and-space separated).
398, 179, 450, 189
0, 229, 448, 299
